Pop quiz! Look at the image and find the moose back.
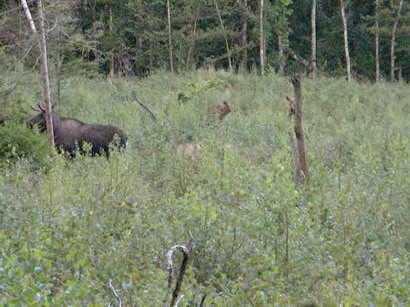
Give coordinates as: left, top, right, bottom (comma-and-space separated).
28, 105, 128, 156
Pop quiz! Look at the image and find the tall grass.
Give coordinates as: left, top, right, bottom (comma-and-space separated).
1, 70, 409, 305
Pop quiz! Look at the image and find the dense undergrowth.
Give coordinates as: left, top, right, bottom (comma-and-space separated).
1, 70, 409, 305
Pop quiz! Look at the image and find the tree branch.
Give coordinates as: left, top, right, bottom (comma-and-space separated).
108, 279, 122, 307
162, 245, 189, 307
132, 92, 157, 123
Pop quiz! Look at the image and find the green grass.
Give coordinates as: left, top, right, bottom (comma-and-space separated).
1, 70, 409, 305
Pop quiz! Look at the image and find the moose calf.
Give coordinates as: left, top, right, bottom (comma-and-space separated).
28, 104, 127, 156
207, 101, 232, 120
174, 143, 202, 159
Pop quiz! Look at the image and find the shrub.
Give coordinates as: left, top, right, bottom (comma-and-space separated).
0, 121, 50, 167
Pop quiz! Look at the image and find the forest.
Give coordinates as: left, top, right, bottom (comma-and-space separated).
1, 0, 410, 306
1, 0, 409, 80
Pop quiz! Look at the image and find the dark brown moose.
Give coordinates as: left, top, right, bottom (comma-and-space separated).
207, 100, 232, 120
28, 104, 127, 156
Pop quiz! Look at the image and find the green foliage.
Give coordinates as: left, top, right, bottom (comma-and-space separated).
0, 121, 51, 167
1, 71, 409, 305
2, 0, 410, 79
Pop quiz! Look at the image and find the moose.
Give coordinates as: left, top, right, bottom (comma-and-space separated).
207, 100, 232, 120
28, 104, 128, 156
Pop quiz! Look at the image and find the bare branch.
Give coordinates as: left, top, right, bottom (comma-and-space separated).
21, 37, 41, 61
60, 30, 105, 59
46, 16, 59, 34
162, 245, 189, 307
206, 42, 255, 64
132, 92, 157, 123
175, 294, 184, 306
108, 279, 122, 307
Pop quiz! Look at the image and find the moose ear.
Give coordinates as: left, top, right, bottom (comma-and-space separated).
31, 105, 41, 112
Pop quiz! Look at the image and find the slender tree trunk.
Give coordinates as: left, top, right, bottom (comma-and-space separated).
56, 33, 64, 106
22, 0, 55, 151
135, 21, 143, 75
214, 0, 232, 71
108, 4, 114, 78
340, 0, 351, 81
278, 36, 284, 75
375, 0, 380, 81
290, 76, 308, 186
166, 0, 174, 73
37, 0, 55, 151
259, 0, 265, 75
311, 0, 317, 73
186, 5, 200, 69
390, 0, 404, 82
240, 0, 248, 71
21, 0, 36, 32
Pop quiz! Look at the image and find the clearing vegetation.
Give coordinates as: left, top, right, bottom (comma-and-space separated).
1, 70, 409, 305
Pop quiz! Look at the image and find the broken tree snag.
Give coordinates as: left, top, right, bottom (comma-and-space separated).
290, 76, 309, 186
132, 92, 157, 123
286, 96, 296, 117
162, 245, 189, 307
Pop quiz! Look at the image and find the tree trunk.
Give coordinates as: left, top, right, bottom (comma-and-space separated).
56, 32, 64, 106
290, 77, 308, 186
240, 0, 248, 71
21, 0, 37, 32
166, 0, 174, 73
278, 36, 284, 75
186, 5, 200, 69
390, 0, 404, 82
37, 0, 55, 151
340, 0, 351, 81
214, 0, 232, 71
375, 0, 380, 81
259, 0, 265, 75
311, 0, 317, 73
108, 4, 114, 78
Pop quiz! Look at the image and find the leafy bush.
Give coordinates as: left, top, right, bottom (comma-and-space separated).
0, 121, 50, 167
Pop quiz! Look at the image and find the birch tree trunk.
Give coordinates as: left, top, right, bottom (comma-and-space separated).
311, 0, 317, 73
37, 0, 55, 150
278, 36, 284, 75
166, 0, 174, 73
340, 0, 351, 81
214, 0, 232, 71
186, 5, 200, 69
259, 0, 266, 75
108, 4, 114, 78
240, 0, 248, 71
21, 0, 37, 32
390, 0, 404, 82
375, 0, 380, 81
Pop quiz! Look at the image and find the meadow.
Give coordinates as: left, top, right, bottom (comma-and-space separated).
1, 70, 409, 305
